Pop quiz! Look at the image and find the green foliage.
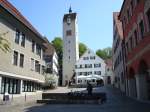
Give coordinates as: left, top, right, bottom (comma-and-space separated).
79, 43, 87, 57
96, 47, 112, 60
0, 32, 11, 53
51, 38, 88, 65
51, 37, 63, 66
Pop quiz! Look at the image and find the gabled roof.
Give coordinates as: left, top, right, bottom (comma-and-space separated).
43, 37, 56, 56
76, 49, 105, 64
0, 0, 44, 41
105, 59, 112, 67
113, 12, 123, 40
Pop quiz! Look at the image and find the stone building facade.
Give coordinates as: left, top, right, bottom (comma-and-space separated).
119, 0, 150, 101
113, 12, 126, 93
0, 0, 46, 97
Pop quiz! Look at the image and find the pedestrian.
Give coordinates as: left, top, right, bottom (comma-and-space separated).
87, 82, 93, 95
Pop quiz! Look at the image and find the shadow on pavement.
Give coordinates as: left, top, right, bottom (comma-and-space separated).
24, 86, 150, 112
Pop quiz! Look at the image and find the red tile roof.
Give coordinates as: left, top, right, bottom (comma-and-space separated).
43, 37, 55, 56
105, 59, 112, 67
0, 0, 44, 41
113, 12, 123, 40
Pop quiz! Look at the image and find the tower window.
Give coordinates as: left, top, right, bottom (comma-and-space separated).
66, 30, 72, 36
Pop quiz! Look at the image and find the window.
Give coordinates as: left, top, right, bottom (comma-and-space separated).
21, 33, 25, 47
123, 16, 126, 29
127, 9, 130, 21
35, 61, 40, 73
31, 58, 34, 70
94, 71, 101, 75
83, 57, 89, 60
36, 44, 41, 57
13, 51, 18, 65
134, 30, 138, 45
32, 40, 35, 52
41, 65, 45, 75
67, 17, 71, 25
107, 68, 110, 71
85, 64, 92, 68
90, 56, 95, 60
85, 64, 87, 68
139, 20, 144, 38
15, 30, 20, 44
94, 63, 101, 68
130, 37, 133, 50
75, 65, 78, 69
66, 30, 72, 36
126, 42, 129, 54
131, 1, 134, 11
20, 54, 24, 67
137, 0, 140, 4
146, 8, 150, 30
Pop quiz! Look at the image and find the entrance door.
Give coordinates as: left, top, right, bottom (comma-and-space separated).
139, 60, 150, 100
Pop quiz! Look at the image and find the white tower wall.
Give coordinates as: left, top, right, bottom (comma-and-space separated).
62, 11, 79, 86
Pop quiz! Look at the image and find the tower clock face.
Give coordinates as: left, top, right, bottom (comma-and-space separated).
67, 17, 71, 25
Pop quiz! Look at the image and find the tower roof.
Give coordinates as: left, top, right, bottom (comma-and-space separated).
63, 7, 76, 22
63, 13, 77, 22
69, 6, 72, 13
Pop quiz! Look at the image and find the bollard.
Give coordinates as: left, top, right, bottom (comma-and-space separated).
11, 94, 13, 101
25, 93, 26, 102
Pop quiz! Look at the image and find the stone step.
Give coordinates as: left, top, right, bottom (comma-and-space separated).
37, 99, 102, 104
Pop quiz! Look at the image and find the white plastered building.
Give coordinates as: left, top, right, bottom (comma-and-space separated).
75, 49, 106, 85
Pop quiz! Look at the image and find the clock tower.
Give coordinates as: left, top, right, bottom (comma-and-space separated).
62, 7, 79, 85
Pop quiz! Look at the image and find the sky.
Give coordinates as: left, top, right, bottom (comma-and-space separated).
9, 0, 123, 52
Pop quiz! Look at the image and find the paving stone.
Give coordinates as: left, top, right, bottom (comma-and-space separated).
0, 86, 150, 112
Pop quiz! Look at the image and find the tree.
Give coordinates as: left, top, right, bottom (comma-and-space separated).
51, 37, 63, 66
0, 32, 10, 53
79, 43, 87, 57
51, 37, 63, 85
96, 47, 112, 60
103, 47, 112, 59
96, 49, 107, 60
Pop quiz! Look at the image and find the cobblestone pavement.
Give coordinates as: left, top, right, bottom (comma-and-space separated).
0, 86, 150, 112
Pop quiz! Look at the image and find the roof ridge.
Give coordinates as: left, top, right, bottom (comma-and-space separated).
0, 0, 44, 41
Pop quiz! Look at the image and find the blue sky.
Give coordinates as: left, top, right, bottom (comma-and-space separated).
9, 0, 123, 51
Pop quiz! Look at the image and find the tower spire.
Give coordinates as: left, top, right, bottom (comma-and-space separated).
69, 6, 72, 13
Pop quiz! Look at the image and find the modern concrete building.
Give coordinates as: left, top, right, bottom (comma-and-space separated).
0, 0, 46, 97
112, 12, 126, 93
63, 7, 79, 86
75, 49, 106, 86
44, 38, 58, 75
43, 38, 59, 86
119, 0, 150, 101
